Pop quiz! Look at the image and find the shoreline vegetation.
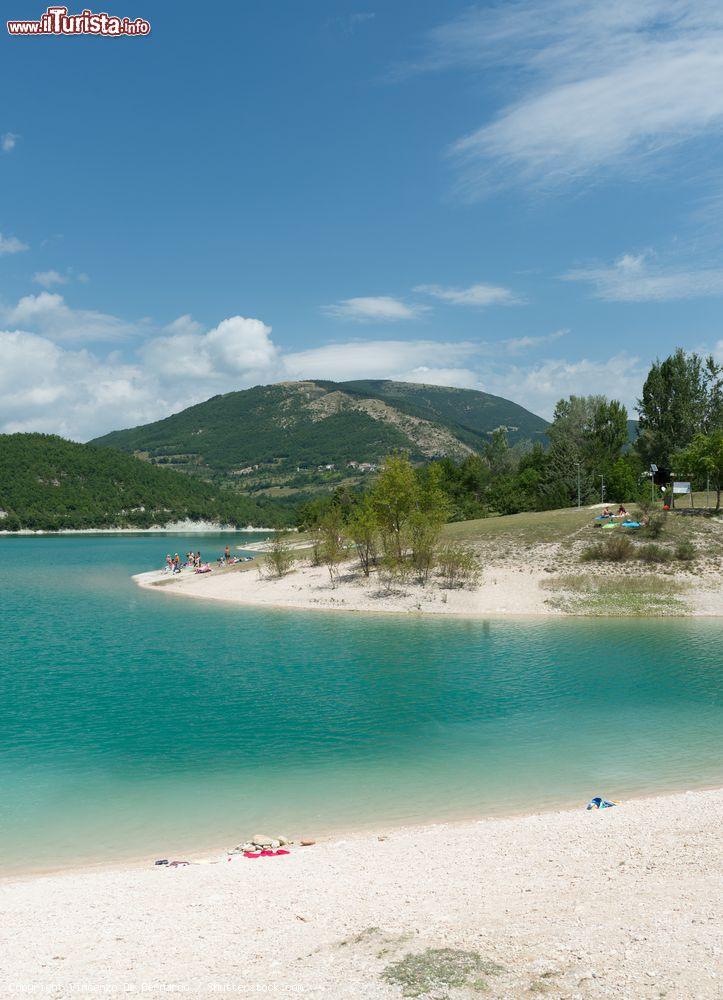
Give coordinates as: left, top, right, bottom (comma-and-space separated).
3, 788, 721, 997
135, 482, 723, 617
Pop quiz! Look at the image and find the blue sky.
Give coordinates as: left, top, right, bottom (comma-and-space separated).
2, 0, 723, 439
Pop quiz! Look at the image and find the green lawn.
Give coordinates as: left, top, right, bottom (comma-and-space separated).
442, 506, 595, 545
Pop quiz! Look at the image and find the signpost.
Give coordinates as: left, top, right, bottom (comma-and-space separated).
672, 481, 693, 509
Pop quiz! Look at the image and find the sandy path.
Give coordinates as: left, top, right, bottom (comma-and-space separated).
1, 789, 721, 999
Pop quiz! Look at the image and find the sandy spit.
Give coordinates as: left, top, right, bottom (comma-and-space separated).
134, 553, 723, 617
1, 789, 721, 999
133, 560, 558, 617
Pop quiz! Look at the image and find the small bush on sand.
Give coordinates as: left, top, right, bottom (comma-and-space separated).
581, 533, 633, 562
644, 512, 666, 538
636, 543, 673, 564
675, 540, 696, 561
261, 533, 295, 578
437, 543, 480, 587
381, 948, 503, 997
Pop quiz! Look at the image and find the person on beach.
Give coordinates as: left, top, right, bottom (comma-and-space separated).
173, 553, 181, 573
165, 554, 173, 573
618, 505, 628, 517
225, 544, 231, 562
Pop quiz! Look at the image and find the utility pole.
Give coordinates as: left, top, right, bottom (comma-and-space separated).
599, 474, 605, 504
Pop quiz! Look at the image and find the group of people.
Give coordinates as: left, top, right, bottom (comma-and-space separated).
601, 505, 628, 519
163, 551, 208, 575
162, 545, 251, 576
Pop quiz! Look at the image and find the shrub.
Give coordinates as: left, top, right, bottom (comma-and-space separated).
581, 533, 634, 562
636, 543, 673, 564
675, 540, 696, 561
644, 512, 666, 538
437, 543, 480, 587
261, 533, 295, 578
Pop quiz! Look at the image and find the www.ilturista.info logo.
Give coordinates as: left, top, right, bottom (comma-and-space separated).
7, 6, 150, 35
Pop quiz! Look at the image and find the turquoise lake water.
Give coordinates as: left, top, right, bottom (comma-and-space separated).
1, 533, 721, 874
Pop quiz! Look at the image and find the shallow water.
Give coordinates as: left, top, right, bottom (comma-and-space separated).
1, 533, 721, 874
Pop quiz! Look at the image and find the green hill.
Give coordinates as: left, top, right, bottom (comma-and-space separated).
0, 433, 293, 531
90, 380, 548, 491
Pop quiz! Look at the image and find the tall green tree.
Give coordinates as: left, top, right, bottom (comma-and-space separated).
673, 431, 723, 509
370, 453, 420, 561
636, 349, 722, 467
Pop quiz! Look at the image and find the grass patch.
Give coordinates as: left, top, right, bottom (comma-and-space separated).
581, 534, 634, 562
443, 506, 594, 545
381, 948, 504, 997
542, 574, 687, 616
636, 543, 673, 564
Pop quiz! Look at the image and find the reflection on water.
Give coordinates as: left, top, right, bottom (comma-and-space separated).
1, 533, 721, 873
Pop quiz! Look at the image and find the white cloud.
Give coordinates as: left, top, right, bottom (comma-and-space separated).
563, 250, 723, 301
413, 2, 723, 193
0, 288, 670, 438
0, 232, 28, 255
140, 315, 279, 382
33, 270, 68, 289
283, 339, 478, 382
0, 330, 157, 439
322, 296, 425, 322
415, 282, 521, 307
503, 329, 567, 354
1, 133, 18, 153
477, 353, 646, 420
163, 314, 203, 337
3, 292, 136, 342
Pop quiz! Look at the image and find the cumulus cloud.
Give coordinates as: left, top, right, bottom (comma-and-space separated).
0, 311, 283, 439
322, 296, 426, 322
409, 2, 723, 193
0, 330, 158, 439
479, 353, 647, 419
140, 315, 279, 382
33, 270, 69, 289
415, 282, 521, 307
1, 133, 18, 153
563, 250, 723, 301
3, 292, 137, 342
0, 232, 28, 255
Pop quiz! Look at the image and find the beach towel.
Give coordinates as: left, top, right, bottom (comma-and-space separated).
622, 521, 642, 529
586, 796, 617, 810
242, 849, 290, 859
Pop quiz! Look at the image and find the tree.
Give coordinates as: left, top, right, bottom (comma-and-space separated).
587, 399, 629, 470
636, 350, 722, 467
371, 453, 420, 561
347, 498, 379, 576
317, 506, 347, 584
674, 431, 723, 510
605, 455, 641, 503
262, 533, 295, 578
484, 427, 515, 477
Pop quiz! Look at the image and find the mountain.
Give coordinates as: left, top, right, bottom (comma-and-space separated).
91, 380, 549, 491
0, 433, 294, 531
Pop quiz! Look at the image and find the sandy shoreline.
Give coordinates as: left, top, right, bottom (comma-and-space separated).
134, 554, 723, 617
2, 788, 721, 998
133, 560, 564, 617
